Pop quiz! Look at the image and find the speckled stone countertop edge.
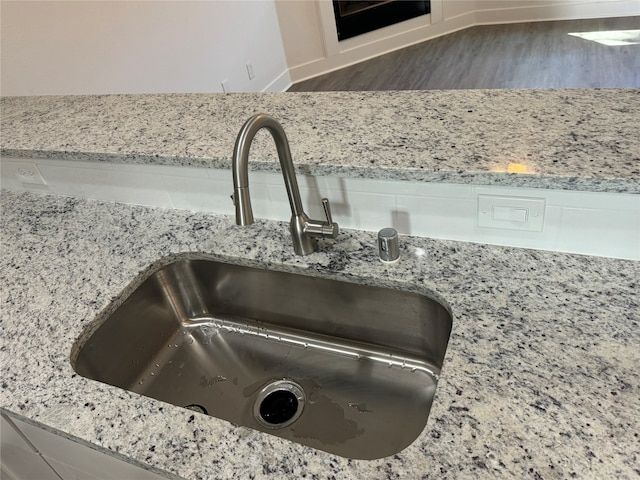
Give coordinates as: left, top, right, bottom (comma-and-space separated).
2, 89, 639, 194
2, 148, 637, 194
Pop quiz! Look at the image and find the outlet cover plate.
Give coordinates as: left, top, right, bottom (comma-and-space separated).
478, 194, 545, 231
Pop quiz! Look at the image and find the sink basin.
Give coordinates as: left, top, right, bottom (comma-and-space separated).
72, 258, 452, 460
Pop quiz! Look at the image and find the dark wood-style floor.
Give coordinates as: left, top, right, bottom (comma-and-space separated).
289, 16, 640, 91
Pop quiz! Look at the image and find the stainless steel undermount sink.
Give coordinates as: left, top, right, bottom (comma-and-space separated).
71, 258, 452, 460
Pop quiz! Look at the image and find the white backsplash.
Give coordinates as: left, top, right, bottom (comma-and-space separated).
2, 157, 638, 260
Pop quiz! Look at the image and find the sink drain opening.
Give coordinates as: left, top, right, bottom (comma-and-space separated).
254, 379, 305, 429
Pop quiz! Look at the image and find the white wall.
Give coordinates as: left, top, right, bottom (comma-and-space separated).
2, 0, 637, 96
473, 0, 640, 22
0, 0, 291, 96
273, 0, 326, 68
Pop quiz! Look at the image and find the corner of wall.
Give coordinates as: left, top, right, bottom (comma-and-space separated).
263, 69, 292, 93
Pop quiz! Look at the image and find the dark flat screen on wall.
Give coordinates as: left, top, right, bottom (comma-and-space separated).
333, 1, 431, 41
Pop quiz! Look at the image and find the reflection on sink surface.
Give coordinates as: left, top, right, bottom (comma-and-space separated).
72, 259, 452, 460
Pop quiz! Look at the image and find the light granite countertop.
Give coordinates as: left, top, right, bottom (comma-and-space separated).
1, 89, 639, 193
1, 190, 638, 479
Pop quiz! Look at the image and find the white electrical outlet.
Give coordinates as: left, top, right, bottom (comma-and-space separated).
246, 62, 255, 80
477, 194, 545, 231
15, 165, 47, 185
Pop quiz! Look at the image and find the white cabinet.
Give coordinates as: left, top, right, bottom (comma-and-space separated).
1, 413, 168, 480
1, 414, 60, 480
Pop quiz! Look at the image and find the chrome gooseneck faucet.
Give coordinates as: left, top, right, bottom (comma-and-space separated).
232, 113, 339, 256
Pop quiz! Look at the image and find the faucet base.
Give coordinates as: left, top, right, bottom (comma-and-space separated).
291, 214, 318, 256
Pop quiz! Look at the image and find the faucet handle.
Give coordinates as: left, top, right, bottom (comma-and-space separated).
322, 198, 334, 226
298, 199, 339, 241
320, 198, 339, 239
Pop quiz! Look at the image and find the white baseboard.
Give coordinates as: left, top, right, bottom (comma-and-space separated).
474, 0, 640, 25
263, 69, 292, 93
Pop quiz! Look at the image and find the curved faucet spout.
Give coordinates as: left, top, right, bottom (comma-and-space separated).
232, 113, 305, 225
231, 113, 339, 256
